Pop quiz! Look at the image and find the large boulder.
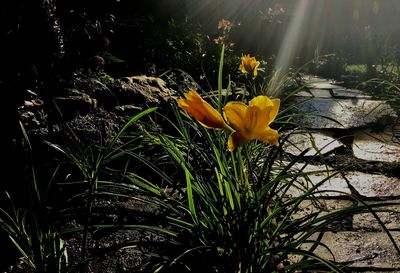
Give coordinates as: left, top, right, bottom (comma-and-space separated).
115, 75, 174, 108
53, 89, 97, 120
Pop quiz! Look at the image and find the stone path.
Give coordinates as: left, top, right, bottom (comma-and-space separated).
284, 76, 400, 272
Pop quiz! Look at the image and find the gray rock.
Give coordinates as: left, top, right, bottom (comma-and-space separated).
53, 89, 97, 120
114, 105, 143, 116
332, 88, 373, 99
294, 199, 353, 220
283, 163, 351, 197
353, 208, 400, 230
20, 111, 41, 127
345, 172, 400, 198
51, 109, 123, 146
295, 98, 397, 129
89, 78, 119, 108
116, 76, 173, 106
307, 82, 342, 89
301, 172, 350, 197
284, 131, 344, 156
309, 89, 332, 98
309, 231, 400, 268
293, 90, 313, 97
352, 127, 400, 163
284, 163, 400, 199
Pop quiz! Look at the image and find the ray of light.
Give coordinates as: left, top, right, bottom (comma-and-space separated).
266, 0, 312, 97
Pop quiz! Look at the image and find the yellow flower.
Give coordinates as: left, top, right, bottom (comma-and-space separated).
177, 91, 280, 151
224, 96, 280, 151
239, 54, 260, 78
178, 90, 232, 131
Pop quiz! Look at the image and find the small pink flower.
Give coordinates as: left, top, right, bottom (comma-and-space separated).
93, 55, 105, 66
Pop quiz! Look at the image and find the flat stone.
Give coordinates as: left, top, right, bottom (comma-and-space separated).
284, 164, 400, 198
114, 104, 142, 115
294, 90, 313, 97
353, 207, 400, 230
310, 231, 400, 268
345, 172, 400, 198
116, 76, 173, 105
284, 163, 350, 197
353, 128, 400, 163
284, 131, 344, 156
53, 89, 97, 120
284, 166, 400, 199
294, 199, 354, 220
295, 98, 397, 129
305, 173, 350, 197
332, 88, 373, 99
309, 89, 332, 98
307, 82, 343, 89
362, 271, 400, 273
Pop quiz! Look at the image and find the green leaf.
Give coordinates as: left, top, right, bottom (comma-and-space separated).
103, 52, 125, 63
185, 168, 198, 223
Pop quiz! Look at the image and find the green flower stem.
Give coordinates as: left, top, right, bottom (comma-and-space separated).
218, 43, 225, 113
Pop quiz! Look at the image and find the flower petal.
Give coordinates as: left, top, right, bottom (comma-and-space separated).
228, 131, 250, 151
245, 105, 267, 133
249, 96, 280, 126
247, 96, 272, 129
268, 99, 280, 125
255, 127, 279, 146
252, 60, 260, 77
224, 101, 248, 132
249, 95, 274, 109
239, 63, 247, 74
178, 90, 228, 129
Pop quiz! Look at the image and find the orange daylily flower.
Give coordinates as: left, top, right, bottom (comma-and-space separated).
177, 90, 232, 131
224, 96, 280, 151
178, 91, 280, 151
239, 54, 260, 78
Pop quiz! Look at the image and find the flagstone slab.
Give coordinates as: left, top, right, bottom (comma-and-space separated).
310, 231, 400, 268
294, 90, 313, 97
332, 88, 373, 99
284, 131, 344, 156
283, 167, 400, 199
345, 172, 400, 198
309, 89, 332, 98
363, 271, 400, 273
353, 208, 400, 230
295, 98, 397, 129
283, 163, 350, 197
352, 128, 400, 163
307, 82, 343, 89
303, 173, 350, 197
294, 199, 354, 220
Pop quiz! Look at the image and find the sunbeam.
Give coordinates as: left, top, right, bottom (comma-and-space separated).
266, 0, 312, 97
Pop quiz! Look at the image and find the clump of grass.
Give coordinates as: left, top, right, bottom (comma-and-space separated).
46, 108, 158, 272
125, 42, 400, 272
0, 123, 68, 273
344, 64, 368, 75
125, 47, 357, 273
